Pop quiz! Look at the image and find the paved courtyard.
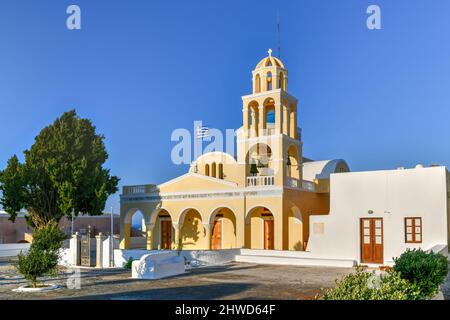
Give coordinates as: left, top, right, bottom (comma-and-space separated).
0, 257, 355, 300
1, 258, 449, 300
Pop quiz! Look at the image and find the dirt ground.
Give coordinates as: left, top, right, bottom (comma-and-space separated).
1, 258, 449, 300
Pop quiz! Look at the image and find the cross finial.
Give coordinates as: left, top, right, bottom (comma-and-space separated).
268, 48, 273, 57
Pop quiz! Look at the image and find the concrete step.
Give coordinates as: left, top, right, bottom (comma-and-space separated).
235, 254, 355, 268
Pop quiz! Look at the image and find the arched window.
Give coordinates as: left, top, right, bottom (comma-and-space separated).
218, 163, 224, 179
205, 164, 210, 176
211, 162, 217, 178
267, 72, 273, 91
265, 107, 275, 125
255, 74, 261, 93
279, 72, 285, 90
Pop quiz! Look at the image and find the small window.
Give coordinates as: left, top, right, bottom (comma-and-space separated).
405, 217, 422, 243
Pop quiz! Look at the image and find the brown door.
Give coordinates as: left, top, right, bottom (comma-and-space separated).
161, 220, 172, 249
264, 219, 274, 250
211, 220, 222, 250
360, 218, 383, 264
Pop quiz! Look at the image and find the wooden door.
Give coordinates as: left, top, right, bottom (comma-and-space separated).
360, 218, 383, 264
264, 219, 274, 250
211, 220, 222, 250
161, 220, 172, 249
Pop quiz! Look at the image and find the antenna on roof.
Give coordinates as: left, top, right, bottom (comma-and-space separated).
276, 11, 281, 59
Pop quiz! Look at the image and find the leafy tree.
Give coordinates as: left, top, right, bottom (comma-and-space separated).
0, 110, 119, 228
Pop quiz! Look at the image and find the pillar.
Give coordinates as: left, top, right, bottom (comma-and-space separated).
203, 223, 212, 250
95, 232, 106, 268
146, 224, 154, 250
120, 222, 131, 249
282, 105, 290, 135
258, 105, 265, 136
70, 232, 81, 266
173, 223, 181, 250
236, 210, 245, 248
275, 103, 282, 134
242, 106, 249, 137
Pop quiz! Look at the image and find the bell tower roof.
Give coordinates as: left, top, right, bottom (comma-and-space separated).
255, 48, 285, 70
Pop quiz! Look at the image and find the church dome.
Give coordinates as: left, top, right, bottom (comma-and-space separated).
255, 49, 285, 69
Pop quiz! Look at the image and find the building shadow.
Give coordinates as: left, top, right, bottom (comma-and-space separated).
61, 282, 255, 300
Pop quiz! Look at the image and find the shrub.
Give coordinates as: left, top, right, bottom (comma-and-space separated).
16, 248, 60, 288
15, 221, 65, 288
124, 257, 134, 269
394, 248, 449, 299
318, 267, 421, 300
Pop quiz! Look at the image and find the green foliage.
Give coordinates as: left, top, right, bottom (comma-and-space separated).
16, 248, 59, 288
394, 248, 449, 299
318, 267, 421, 300
32, 221, 66, 252
0, 110, 119, 227
15, 222, 65, 288
124, 257, 134, 269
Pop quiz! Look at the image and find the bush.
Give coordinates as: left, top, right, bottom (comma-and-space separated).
16, 248, 60, 288
318, 267, 421, 300
124, 257, 134, 269
15, 221, 65, 288
394, 248, 449, 299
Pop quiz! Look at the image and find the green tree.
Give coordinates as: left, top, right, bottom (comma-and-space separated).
0, 110, 119, 228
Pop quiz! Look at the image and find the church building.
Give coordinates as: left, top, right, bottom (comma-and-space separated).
119, 50, 449, 266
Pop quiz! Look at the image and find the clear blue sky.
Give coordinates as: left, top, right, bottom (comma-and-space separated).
1, 1, 450, 213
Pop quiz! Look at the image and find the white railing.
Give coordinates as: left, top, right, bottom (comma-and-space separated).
287, 177, 299, 188
247, 175, 275, 187
122, 184, 156, 195
302, 180, 316, 192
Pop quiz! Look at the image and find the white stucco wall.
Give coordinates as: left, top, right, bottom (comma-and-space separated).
307, 166, 449, 264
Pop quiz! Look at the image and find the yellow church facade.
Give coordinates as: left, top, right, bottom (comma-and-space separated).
119, 50, 349, 252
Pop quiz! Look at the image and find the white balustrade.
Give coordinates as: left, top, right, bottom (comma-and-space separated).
247, 175, 275, 187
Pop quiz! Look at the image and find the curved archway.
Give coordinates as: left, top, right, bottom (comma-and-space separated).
248, 101, 259, 134
127, 209, 146, 249
179, 208, 206, 250
288, 206, 304, 251
287, 144, 300, 180
211, 162, 217, 178
245, 206, 274, 250
218, 163, 224, 179
266, 71, 273, 91
246, 143, 273, 178
208, 207, 237, 249
205, 163, 210, 176
150, 208, 174, 250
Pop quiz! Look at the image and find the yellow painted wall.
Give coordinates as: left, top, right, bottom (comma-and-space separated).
180, 210, 206, 250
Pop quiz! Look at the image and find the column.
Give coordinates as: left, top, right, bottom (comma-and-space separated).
275, 103, 282, 134
203, 223, 212, 250
250, 108, 257, 137
146, 224, 154, 250
282, 105, 290, 135
120, 223, 130, 249
95, 232, 106, 268
258, 105, 265, 137
70, 232, 81, 266
173, 223, 181, 250
242, 106, 249, 137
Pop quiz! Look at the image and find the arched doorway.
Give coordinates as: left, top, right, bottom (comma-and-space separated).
179, 209, 206, 250
209, 207, 237, 249
129, 210, 146, 249
288, 206, 303, 251
245, 206, 274, 250
152, 209, 173, 250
